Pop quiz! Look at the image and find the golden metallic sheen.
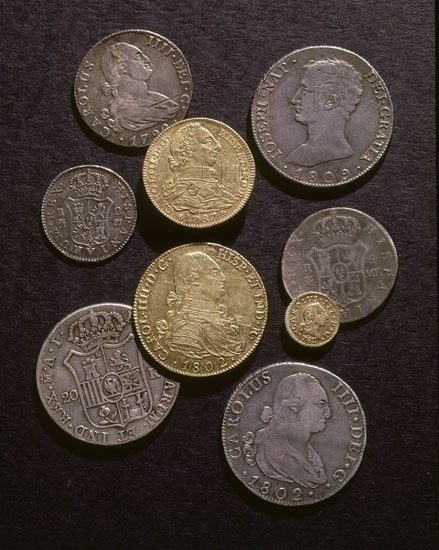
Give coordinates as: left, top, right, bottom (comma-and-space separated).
133, 243, 268, 376
143, 118, 255, 228
285, 292, 340, 348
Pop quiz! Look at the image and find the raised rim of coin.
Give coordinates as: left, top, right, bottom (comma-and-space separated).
142, 117, 256, 228
222, 361, 366, 506
251, 45, 393, 187
133, 242, 268, 378
281, 206, 398, 323
41, 165, 137, 263
285, 292, 340, 347
74, 29, 192, 148
36, 303, 179, 446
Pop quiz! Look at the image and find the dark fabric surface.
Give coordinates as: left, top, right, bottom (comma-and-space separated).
1, 1, 437, 548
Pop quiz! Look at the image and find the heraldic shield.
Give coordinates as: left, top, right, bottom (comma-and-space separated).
307, 244, 367, 308
63, 334, 153, 429
66, 196, 113, 248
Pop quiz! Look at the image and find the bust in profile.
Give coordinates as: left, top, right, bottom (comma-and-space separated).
299, 302, 330, 339
163, 122, 235, 214
156, 251, 244, 359
286, 58, 363, 167
253, 372, 331, 488
100, 42, 179, 132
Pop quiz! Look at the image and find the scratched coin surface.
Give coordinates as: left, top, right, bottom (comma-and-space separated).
143, 118, 255, 228
251, 46, 393, 187
282, 207, 398, 323
41, 165, 136, 262
222, 362, 366, 506
74, 30, 192, 147
133, 243, 267, 376
285, 292, 339, 347
36, 304, 179, 446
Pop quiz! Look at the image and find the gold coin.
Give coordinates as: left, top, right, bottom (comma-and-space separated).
285, 292, 340, 348
133, 243, 267, 376
143, 118, 255, 228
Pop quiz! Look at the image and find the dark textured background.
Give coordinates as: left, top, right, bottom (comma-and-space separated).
1, 1, 437, 548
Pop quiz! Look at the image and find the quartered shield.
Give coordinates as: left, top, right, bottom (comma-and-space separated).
66, 196, 113, 248
307, 243, 367, 308
63, 333, 152, 429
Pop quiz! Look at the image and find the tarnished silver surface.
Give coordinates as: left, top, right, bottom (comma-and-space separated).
282, 207, 398, 323
36, 304, 179, 446
41, 165, 136, 262
222, 362, 366, 506
251, 46, 393, 187
74, 30, 192, 147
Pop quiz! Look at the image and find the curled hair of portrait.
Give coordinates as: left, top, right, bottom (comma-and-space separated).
168, 122, 202, 171
303, 57, 363, 120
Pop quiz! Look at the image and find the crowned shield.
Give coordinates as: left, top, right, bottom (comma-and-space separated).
66, 196, 113, 248
63, 334, 152, 429
307, 244, 367, 308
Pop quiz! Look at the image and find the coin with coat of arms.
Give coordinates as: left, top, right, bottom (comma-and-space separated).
41, 165, 136, 262
222, 362, 366, 506
133, 243, 268, 377
36, 304, 179, 446
251, 46, 393, 187
74, 30, 192, 148
281, 207, 398, 323
285, 292, 339, 347
143, 118, 255, 228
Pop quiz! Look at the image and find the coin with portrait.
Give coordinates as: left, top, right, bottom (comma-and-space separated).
133, 243, 267, 376
74, 30, 192, 147
143, 118, 255, 228
285, 292, 339, 347
41, 165, 136, 262
222, 362, 366, 506
251, 46, 393, 187
281, 207, 398, 323
36, 304, 179, 446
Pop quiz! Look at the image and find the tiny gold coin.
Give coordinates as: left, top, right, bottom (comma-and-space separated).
133, 243, 267, 376
143, 118, 255, 228
285, 292, 340, 348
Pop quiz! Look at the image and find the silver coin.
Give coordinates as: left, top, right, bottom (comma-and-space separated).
74, 30, 192, 148
251, 46, 393, 187
41, 165, 136, 262
282, 207, 398, 323
222, 362, 366, 506
36, 304, 179, 446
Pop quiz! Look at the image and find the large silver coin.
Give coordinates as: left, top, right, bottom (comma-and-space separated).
222, 362, 366, 506
41, 165, 136, 262
74, 30, 192, 147
282, 207, 398, 323
36, 304, 179, 446
251, 46, 393, 187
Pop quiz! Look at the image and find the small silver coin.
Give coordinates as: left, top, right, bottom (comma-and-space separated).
36, 304, 179, 446
251, 46, 393, 187
222, 362, 366, 506
41, 165, 136, 262
74, 30, 192, 148
281, 207, 398, 323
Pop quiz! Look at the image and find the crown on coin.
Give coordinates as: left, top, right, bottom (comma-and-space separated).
69, 169, 108, 198
311, 211, 361, 245
68, 309, 126, 351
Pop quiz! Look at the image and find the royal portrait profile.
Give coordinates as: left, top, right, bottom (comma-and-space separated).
100, 42, 179, 132
155, 251, 244, 359
286, 58, 363, 167
299, 302, 330, 339
162, 122, 235, 214
249, 373, 331, 488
